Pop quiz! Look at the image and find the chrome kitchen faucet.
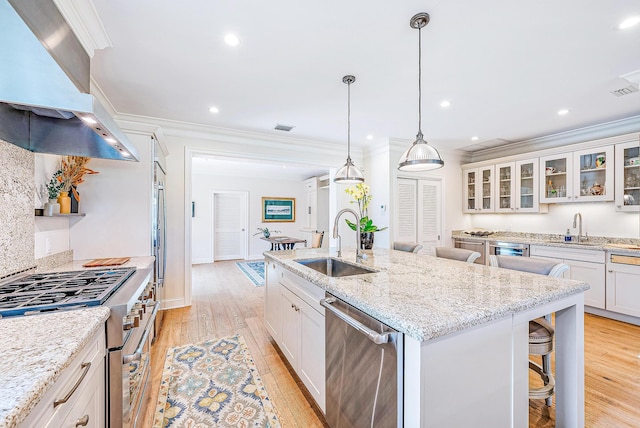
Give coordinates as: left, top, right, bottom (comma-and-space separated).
332, 208, 366, 262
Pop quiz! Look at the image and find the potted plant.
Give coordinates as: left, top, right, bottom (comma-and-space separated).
344, 183, 387, 249
254, 227, 281, 238
44, 170, 63, 216
56, 156, 99, 213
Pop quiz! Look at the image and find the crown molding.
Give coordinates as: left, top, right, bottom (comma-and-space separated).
470, 115, 640, 163
53, 0, 112, 58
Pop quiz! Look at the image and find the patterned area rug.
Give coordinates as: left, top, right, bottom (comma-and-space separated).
235, 261, 265, 287
153, 334, 281, 427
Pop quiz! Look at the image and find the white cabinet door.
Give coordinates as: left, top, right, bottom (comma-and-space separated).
606, 262, 640, 317
515, 159, 541, 213
566, 259, 605, 309
615, 139, 640, 212
303, 177, 318, 230
462, 169, 478, 213
572, 146, 614, 203
280, 286, 300, 368
540, 153, 573, 203
264, 262, 282, 342
495, 162, 515, 213
298, 299, 326, 412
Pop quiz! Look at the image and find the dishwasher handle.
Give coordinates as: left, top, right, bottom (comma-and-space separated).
320, 297, 392, 345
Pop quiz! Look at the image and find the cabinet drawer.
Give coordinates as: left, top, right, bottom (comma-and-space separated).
20, 329, 106, 427
530, 245, 605, 263
281, 269, 324, 314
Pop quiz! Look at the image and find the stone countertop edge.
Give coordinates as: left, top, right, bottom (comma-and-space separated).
0, 306, 110, 428
451, 231, 640, 255
264, 248, 589, 343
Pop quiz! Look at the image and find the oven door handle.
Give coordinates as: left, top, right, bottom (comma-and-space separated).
455, 240, 485, 246
123, 302, 160, 364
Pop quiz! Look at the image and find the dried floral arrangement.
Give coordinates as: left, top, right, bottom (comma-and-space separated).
57, 156, 99, 201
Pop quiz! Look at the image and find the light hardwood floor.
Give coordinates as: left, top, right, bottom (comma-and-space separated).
140, 261, 640, 427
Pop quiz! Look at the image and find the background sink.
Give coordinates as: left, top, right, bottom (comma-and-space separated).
295, 258, 378, 277
550, 241, 599, 247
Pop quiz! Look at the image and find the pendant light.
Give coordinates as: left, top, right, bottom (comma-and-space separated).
398, 13, 444, 171
334, 75, 365, 183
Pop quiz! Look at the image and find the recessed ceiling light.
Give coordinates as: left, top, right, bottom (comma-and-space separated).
558, 109, 570, 116
440, 100, 451, 108
209, 106, 219, 114
366, 135, 373, 140
471, 136, 479, 141
619, 16, 640, 29
224, 34, 240, 46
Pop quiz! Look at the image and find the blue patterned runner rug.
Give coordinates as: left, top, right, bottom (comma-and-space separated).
153, 334, 281, 427
235, 261, 265, 287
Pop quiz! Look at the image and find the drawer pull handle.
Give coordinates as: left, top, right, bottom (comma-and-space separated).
75, 415, 90, 426
53, 362, 91, 408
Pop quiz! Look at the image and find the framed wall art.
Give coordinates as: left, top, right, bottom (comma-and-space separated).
262, 197, 295, 222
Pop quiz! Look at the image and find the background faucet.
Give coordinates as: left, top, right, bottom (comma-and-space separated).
573, 212, 584, 242
332, 208, 364, 262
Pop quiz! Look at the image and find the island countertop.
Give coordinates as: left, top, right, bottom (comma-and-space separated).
264, 248, 589, 342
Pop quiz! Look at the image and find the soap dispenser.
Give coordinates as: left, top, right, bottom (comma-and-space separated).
564, 229, 572, 242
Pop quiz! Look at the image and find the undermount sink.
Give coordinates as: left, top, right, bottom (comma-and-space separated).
295, 257, 378, 277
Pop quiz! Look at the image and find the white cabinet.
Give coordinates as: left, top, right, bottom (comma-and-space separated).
539, 153, 573, 203
495, 159, 543, 213
463, 166, 494, 213
606, 254, 640, 317
540, 146, 614, 203
264, 263, 326, 413
21, 329, 106, 428
264, 261, 283, 341
303, 177, 318, 230
530, 245, 606, 309
615, 139, 640, 212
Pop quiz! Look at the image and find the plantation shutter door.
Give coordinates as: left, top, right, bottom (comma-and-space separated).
214, 193, 245, 261
418, 179, 442, 254
397, 178, 418, 242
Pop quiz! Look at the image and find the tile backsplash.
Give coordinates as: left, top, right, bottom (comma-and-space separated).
0, 139, 35, 277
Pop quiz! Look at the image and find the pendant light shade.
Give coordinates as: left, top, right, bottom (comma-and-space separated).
398, 12, 444, 172
334, 75, 365, 183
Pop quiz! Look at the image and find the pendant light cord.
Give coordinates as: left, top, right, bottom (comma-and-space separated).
347, 79, 352, 160
417, 25, 422, 138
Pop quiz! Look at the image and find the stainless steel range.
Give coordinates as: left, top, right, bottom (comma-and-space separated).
0, 266, 158, 428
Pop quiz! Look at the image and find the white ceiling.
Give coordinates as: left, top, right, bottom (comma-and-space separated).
192, 155, 328, 180
90, 0, 640, 153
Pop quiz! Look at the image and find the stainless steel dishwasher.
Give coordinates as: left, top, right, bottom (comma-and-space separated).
321, 294, 403, 428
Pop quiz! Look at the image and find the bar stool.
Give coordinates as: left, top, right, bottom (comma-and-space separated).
489, 255, 569, 406
393, 241, 423, 253
435, 247, 481, 264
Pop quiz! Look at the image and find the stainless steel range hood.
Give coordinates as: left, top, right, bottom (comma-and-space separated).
0, 0, 138, 161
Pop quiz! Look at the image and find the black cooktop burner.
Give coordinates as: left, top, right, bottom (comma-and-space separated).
0, 267, 136, 317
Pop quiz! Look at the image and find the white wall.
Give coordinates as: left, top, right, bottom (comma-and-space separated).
362, 143, 391, 249
191, 172, 309, 262
469, 202, 640, 238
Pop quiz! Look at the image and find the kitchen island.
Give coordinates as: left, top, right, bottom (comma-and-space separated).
265, 248, 589, 427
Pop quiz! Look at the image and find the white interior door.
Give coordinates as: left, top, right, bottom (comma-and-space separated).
417, 179, 442, 254
213, 192, 247, 261
396, 178, 443, 254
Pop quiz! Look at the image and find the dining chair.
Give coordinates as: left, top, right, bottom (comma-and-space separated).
435, 247, 481, 264
392, 241, 423, 253
489, 254, 569, 406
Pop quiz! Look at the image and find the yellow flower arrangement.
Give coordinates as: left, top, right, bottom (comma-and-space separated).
57, 156, 99, 202
344, 183, 387, 233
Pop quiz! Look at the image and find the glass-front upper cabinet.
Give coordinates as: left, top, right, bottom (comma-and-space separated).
495, 162, 515, 213
463, 166, 494, 213
539, 153, 573, 203
515, 159, 541, 212
615, 140, 640, 212
572, 146, 614, 202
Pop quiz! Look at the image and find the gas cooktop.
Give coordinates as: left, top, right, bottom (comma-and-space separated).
0, 267, 136, 317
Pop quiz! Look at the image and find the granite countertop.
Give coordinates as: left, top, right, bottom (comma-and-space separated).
451, 231, 640, 255
0, 307, 110, 428
265, 248, 589, 342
